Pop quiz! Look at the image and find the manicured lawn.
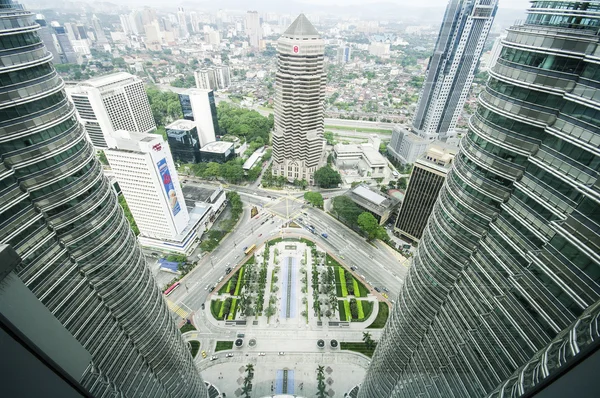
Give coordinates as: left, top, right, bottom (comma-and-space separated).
344, 300, 351, 321
362, 300, 374, 320
357, 279, 370, 297
189, 340, 200, 358
357, 300, 365, 319
340, 342, 378, 358
228, 298, 237, 320
368, 302, 390, 329
353, 278, 360, 297
338, 267, 348, 297
332, 266, 343, 297
180, 323, 196, 333
211, 300, 223, 320
234, 268, 244, 295
215, 341, 234, 352
338, 300, 347, 321
219, 280, 231, 295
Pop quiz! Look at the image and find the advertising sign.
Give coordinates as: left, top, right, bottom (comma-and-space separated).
157, 158, 181, 216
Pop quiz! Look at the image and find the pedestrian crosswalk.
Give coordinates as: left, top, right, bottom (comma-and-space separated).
166, 299, 189, 318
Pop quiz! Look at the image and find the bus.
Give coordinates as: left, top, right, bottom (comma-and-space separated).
164, 282, 180, 296
244, 244, 256, 255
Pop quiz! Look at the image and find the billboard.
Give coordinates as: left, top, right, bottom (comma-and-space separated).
157, 158, 181, 216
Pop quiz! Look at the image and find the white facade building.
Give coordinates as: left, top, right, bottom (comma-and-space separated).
388, 125, 431, 164
333, 135, 388, 182
66, 72, 156, 149
179, 88, 219, 146
194, 65, 231, 91
368, 42, 390, 57
245, 11, 262, 49
105, 131, 190, 240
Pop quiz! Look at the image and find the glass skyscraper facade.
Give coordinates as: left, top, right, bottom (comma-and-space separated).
0, 1, 207, 397
360, 2, 600, 397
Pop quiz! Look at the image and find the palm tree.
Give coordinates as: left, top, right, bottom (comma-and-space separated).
363, 332, 375, 350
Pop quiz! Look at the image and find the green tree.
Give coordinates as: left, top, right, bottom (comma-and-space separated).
97, 150, 108, 166
247, 165, 262, 181
397, 177, 408, 190
118, 195, 139, 235
313, 166, 341, 188
324, 131, 336, 145
358, 212, 385, 241
332, 196, 362, 225
363, 331, 375, 350
204, 162, 221, 179
304, 191, 324, 208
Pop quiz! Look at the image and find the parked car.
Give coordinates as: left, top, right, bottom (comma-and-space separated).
374, 287, 381, 293
383, 287, 389, 293
217, 276, 223, 283
258, 352, 266, 356
225, 353, 234, 358
350, 266, 357, 271
210, 355, 218, 361
278, 352, 285, 356
209, 286, 215, 292
201, 351, 207, 358
226, 268, 232, 274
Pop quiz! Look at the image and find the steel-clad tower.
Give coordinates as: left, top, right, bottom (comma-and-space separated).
271, 13, 326, 184
0, 1, 207, 397
360, 1, 600, 397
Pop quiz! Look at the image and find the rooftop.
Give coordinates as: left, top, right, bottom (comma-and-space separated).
166, 119, 196, 131
106, 130, 161, 153
346, 184, 400, 216
182, 185, 221, 208
200, 141, 234, 154
78, 72, 137, 89
283, 13, 320, 38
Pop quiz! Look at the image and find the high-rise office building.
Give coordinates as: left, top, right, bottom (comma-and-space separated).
34, 15, 60, 63
271, 14, 326, 184
336, 45, 351, 64
390, 0, 497, 164
179, 88, 219, 146
360, 2, 600, 397
166, 119, 201, 163
194, 65, 231, 91
394, 144, 456, 241
177, 7, 189, 38
246, 10, 262, 49
0, 1, 208, 396
53, 25, 78, 64
67, 72, 156, 148
105, 131, 190, 240
91, 14, 108, 46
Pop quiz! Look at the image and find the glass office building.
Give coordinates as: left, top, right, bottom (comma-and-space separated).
360, 2, 600, 397
0, 1, 207, 397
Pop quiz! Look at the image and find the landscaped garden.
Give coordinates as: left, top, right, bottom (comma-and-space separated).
189, 340, 200, 358
215, 341, 234, 352
367, 301, 390, 328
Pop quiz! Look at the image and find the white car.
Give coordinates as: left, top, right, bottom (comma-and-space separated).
225, 353, 234, 358
278, 352, 285, 356
258, 352, 266, 356
210, 355, 218, 361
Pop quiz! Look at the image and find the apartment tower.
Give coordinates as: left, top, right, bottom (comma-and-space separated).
245, 10, 262, 49
389, 0, 498, 164
0, 1, 207, 396
360, 2, 600, 397
67, 72, 156, 148
271, 14, 326, 184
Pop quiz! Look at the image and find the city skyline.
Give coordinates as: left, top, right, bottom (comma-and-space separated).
2, 0, 600, 397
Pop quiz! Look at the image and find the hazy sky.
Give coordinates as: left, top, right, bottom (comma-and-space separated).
296, 0, 530, 6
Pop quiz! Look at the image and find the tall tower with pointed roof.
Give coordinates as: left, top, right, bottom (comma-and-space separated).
271, 14, 326, 184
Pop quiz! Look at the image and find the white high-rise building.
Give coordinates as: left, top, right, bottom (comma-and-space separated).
105, 131, 190, 241
66, 72, 156, 149
194, 65, 230, 91
179, 88, 219, 146
119, 14, 133, 35
271, 14, 326, 184
177, 7, 189, 38
245, 11, 262, 49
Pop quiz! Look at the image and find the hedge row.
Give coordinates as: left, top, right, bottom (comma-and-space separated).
234, 268, 244, 296
228, 298, 237, 320
338, 267, 348, 297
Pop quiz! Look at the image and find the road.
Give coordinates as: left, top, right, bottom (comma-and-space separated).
167, 181, 408, 318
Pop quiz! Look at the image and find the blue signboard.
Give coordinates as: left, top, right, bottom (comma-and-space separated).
157, 158, 181, 216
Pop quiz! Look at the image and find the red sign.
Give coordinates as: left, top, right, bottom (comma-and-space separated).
293, 45, 299, 54
152, 143, 162, 152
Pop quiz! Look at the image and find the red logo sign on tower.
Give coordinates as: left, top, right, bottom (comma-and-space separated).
293, 45, 299, 54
